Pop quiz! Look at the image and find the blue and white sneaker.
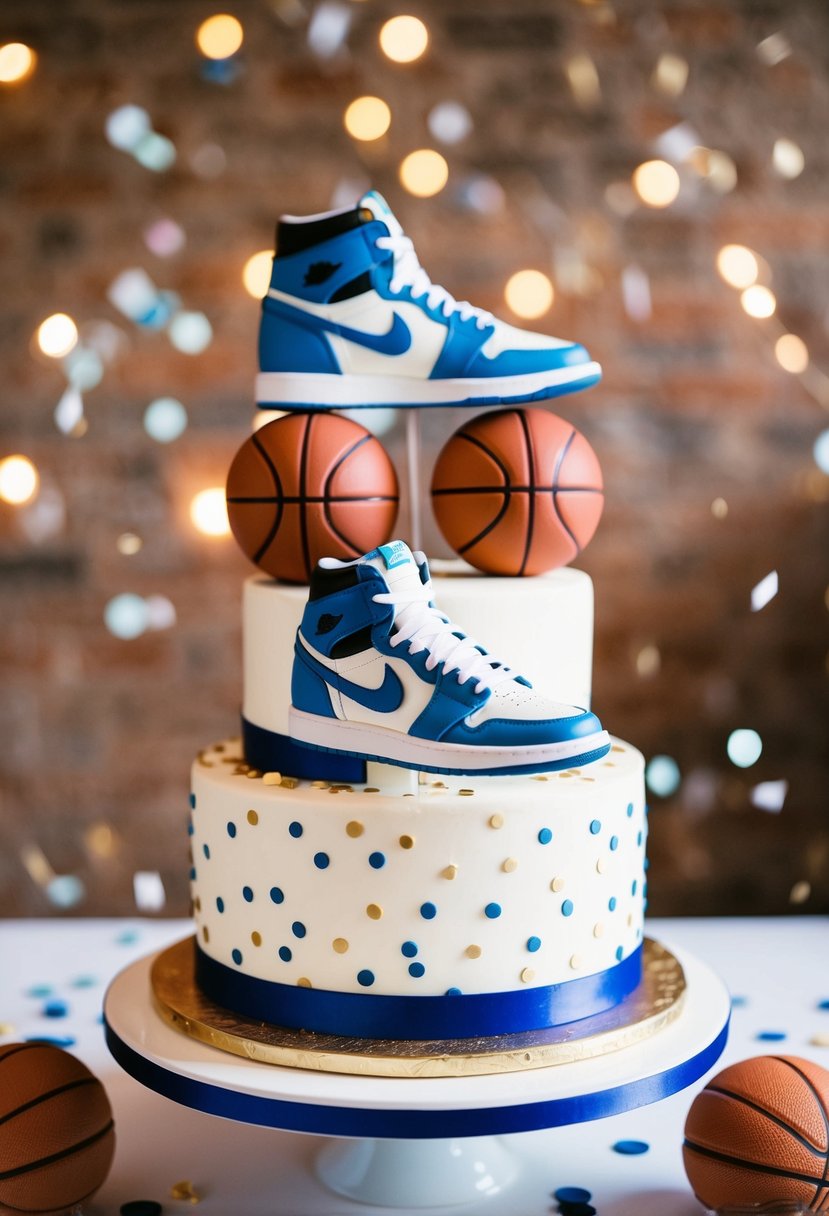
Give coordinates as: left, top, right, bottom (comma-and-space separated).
256, 191, 602, 411
289, 540, 611, 776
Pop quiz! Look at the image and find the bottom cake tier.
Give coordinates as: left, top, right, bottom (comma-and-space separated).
188, 738, 647, 1040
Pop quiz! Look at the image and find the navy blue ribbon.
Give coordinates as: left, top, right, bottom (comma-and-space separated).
104, 1014, 729, 1139
195, 942, 643, 1040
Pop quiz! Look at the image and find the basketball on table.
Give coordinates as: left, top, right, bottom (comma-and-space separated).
683, 1055, 829, 1212
226, 413, 399, 584
430, 408, 603, 577
0, 1042, 115, 1216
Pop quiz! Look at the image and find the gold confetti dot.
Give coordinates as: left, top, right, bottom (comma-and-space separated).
297, 977, 312, 988
328, 788, 341, 795
466, 944, 482, 959
531, 774, 549, 781
364, 787, 380, 793
611, 744, 625, 753
580, 777, 596, 783
332, 938, 349, 953
366, 903, 383, 920
311, 779, 329, 788
262, 771, 282, 785
170, 1180, 200, 1203
593, 922, 604, 938
281, 777, 299, 789
214, 743, 225, 752
441, 864, 458, 880
399, 834, 415, 849
233, 765, 248, 775
559, 773, 573, 779
432, 780, 447, 788
810, 1033, 829, 1048
627, 912, 634, 927
489, 813, 504, 829
0, 1022, 16, 1036
247, 809, 259, 826
550, 877, 565, 892
596, 857, 607, 874
459, 788, 474, 796
603, 762, 616, 768
222, 756, 242, 764
346, 820, 364, 838
245, 769, 262, 779
502, 857, 518, 873
570, 954, 582, 970
202, 925, 209, 943
251, 931, 262, 946
520, 967, 535, 983
194, 896, 201, 912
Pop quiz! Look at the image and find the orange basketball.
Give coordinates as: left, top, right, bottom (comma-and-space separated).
430, 408, 603, 577
0, 1042, 115, 1216
226, 413, 399, 584
683, 1055, 829, 1212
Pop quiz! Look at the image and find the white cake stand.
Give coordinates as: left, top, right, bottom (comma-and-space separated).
104, 942, 729, 1210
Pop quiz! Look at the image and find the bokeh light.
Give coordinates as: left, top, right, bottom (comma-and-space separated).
726, 728, 763, 768
104, 593, 149, 640
772, 138, 804, 180
145, 595, 177, 630
775, 333, 808, 374
711, 496, 729, 519
46, 875, 85, 909
646, 754, 681, 797
344, 96, 391, 141
504, 270, 554, 320
105, 104, 151, 152
54, 386, 85, 435
379, 15, 428, 63
190, 488, 230, 536
716, 245, 759, 289
813, 429, 829, 475
0, 42, 36, 84
132, 131, 176, 172
196, 14, 244, 59
427, 101, 472, 145
144, 397, 188, 443
169, 311, 213, 354
740, 285, 776, 318
37, 313, 78, 358
242, 250, 273, 298
117, 532, 143, 556
750, 780, 788, 813
0, 455, 39, 505
751, 569, 778, 612
652, 52, 688, 97
635, 644, 661, 678
144, 217, 186, 257
632, 160, 680, 208
399, 149, 448, 198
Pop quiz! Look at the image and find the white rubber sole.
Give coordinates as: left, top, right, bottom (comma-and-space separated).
289, 707, 611, 775
256, 363, 602, 409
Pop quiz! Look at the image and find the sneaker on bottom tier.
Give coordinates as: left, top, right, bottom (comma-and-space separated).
289, 540, 611, 776
256, 190, 601, 410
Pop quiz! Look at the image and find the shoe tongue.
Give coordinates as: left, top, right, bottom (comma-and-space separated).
358, 190, 404, 239
363, 541, 424, 601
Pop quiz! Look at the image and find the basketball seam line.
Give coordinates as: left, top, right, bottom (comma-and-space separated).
432, 485, 603, 496
250, 427, 285, 567
0, 1076, 98, 1129
0, 1119, 114, 1182
298, 413, 314, 581
550, 428, 581, 558
227, 495, 398, 504
705, 1084, 828, 1156
516, 410, 535, 578
683, 1138, 826, 1185
450, 430, 514, 563
0, 1044, 41, 1068
322, 432, 385, 559
772, 1057, 829, 1203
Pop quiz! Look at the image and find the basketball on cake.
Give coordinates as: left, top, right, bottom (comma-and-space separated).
0, 1042, 115, 1216
226, 412, 399, 584
683, 1054, 829, 1212
431, 407, 603, 577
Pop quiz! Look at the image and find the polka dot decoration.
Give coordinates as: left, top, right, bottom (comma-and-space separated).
369, 851, 386, 869
484, 902, 502, 919
420, 901, 437, 920
538, 827, 553, 844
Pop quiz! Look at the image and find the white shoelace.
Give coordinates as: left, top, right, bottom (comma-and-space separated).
375, 233, 494, 330
372, 584, 517, 694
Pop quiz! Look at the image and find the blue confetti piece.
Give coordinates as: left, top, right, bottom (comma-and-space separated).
818, 999, 829, 1011
24, 1035, 77, 1048
730, 994, 748, 1007
554, 1187, 592, 1204
756, 1030, 787, 1041
116, 930, 140, 946
43, 1000, 69, 1019
612, 1139, 649, 1155
26, 984, 53, 998
70, 976, 98, 989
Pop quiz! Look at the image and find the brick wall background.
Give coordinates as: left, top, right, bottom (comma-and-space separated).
0, 0, 827, 920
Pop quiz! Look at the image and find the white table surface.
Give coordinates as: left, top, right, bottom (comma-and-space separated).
1, 917, 827, 1216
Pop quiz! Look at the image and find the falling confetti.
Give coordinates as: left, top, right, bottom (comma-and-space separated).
751, 570, 779, 612
170, 1180, 200, 1204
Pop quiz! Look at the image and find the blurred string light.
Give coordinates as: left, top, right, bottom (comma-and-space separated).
726, 728, 763, 769
196, 14, 243, 59
308, 2, 351, 58
504, 270, 554, 320
775, 333, 808, 374
144, 218, 186, 257
751, 569, 779, 612
711, 496, 728, 519
169, 311, 213, 354
789, 880, 811, 906
0, 455, 39, 505
740, 284, 776, 318
772, 138, 805, 180
646, 755, 681, 797
54, 386, 85, 436
344, 96, 391, 142
243, 250, 273, 298
117, 532, 143, 556
47, 875, 85, 909
654, 122, 699, 167
604, 181, 638, 218
716, 245, 759, 289
652, 53, 688, 97
37, 313, 78, 359
632, 159, 680, 208
105, 593, 149, 640
635, 643, 661, 678
144, 397, 188, 443
85, 822, 118, 859
565, 52, 601, 108
689, 147, 737, 194
399, 149, 448, 198
379, 15, 428, 63
105, 104, 175, 172
750, 779, 788, 813
813, 430, 829, 474
427, 101, 472, 145
0, 42, 36, 84
145, 595, 176, 630
190, 488, 230, 536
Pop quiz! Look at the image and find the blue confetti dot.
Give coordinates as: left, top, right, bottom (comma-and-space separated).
401, 941, 418, 958
484, 902, 501, 919
626, 802, 634, 817
232, 948, 243, 966
608, 896, 617, 911
631, 880, 638, 895
292, 921, 306, 939
589, 819, 601, 835
357, 969, 375, 987
279, 946, 292, 962
24, 1035, 76, 1048
116, 930, 140, 945
189, 793, 196, 809
70, 976, 97, 989
269, 886, 284, 904
616, 945, 624, 960
202, 843, 210, 859
554, 1188, 592, 1205
538, 827, 552, 845
242, 885, 254, 903
527, 936, 542, 952
216, 896, 224, 913
408, 962, 425, 978
289, 821, 303, 838
43, 1000, 69, 1018
756, 1030, 787, 1041
420, 901, 437, 919
817, 999, 829, 1011
227, 821, 237, 838
637, 831, 643, 846
27, 984, 53, 998
610, 835, 619, 851
187, 823, 194, 836
644, 858, 650, 870
314, 852, 330, 869
369, 851, 386, 869
561, 899, 574, 917
612, 1139, 649, 1155
189, 867, 196, 881
445, 987, 462, 996
730, 995, 748, 1008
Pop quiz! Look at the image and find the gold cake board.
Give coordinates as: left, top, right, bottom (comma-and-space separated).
151, 936, 685, 1079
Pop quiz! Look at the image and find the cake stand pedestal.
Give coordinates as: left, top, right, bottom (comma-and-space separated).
104, 942, 729, 1210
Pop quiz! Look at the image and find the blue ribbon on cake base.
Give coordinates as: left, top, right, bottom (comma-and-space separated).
195, 942, 644, 1040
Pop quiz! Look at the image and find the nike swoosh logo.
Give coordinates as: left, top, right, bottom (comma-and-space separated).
295, 639, 405, 713
267, 295, 412, 356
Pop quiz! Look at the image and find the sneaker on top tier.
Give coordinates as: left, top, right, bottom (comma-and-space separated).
289, 540, 611, 776
257, 191, 602, 410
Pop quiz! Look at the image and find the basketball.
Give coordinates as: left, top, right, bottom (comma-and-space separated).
430, 408, 603, 577
226, 413, 399, 584
0, 1042, 115, 1216
683, 1055, 829, 1212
